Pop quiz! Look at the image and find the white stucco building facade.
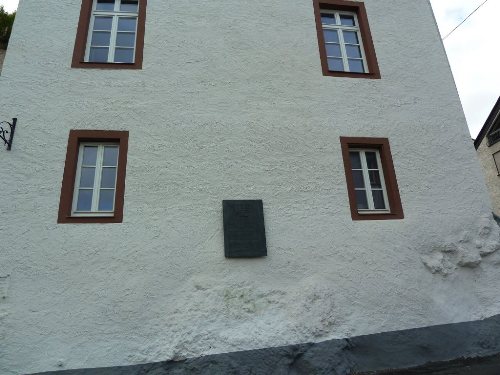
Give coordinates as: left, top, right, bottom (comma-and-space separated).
1, 0, 500, 374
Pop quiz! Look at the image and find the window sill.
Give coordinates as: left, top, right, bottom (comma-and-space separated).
358, 209, 390, 215
71, 212, 115, 217
71, 61, 142, 70
352, 211, 404, 221
323, 70, 381, 79
58, 215, 122, 224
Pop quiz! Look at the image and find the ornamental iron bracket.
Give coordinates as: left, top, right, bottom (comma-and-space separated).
0, 118, 16, 151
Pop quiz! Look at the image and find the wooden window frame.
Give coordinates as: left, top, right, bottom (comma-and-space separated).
313, 0, 380, 79
349, 148, 391, 214
319, 10, 369, 74
340, 137, 403, 220
58, 130, 129, 224
72, 142, 120, 217
72, 0, 147, 69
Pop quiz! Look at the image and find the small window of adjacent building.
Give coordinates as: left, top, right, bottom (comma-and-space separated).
313, 0, 380, 79
58, 130, 129, 224
493, 151, 500, 176
340, 137, 403, 220
72, 0, 147, 69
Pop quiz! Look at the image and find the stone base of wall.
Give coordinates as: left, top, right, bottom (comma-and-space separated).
32, 314, 500, 374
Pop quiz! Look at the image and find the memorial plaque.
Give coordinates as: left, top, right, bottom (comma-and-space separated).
223, 200, 267, 258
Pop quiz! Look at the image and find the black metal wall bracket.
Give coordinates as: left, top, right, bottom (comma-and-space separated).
0, 118, 17, 151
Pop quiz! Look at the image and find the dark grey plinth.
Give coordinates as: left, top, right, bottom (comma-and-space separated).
32, 314, 500, 375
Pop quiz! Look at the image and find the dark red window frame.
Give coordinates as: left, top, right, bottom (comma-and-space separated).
340, 137, 403, 220
58, 130, 129, 224
312, 0, 381, 79
71, 0, 148, 69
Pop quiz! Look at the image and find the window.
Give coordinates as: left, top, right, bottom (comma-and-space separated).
320, 11, 367, 73
493, 151, 500, 176
340, 137, 403, 220
313, 0, 380, 79
72, 0, 147, 69
349, 149, 389, 212
73, 143, 119, 215
58, 130, 129, 223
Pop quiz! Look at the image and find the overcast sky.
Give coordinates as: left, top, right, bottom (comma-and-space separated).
0, 0, 498, 137
430, 0, 499, 138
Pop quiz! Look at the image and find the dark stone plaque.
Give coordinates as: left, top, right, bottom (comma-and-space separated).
223, 200, 267, 258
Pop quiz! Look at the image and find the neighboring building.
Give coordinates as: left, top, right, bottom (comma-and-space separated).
475, 97, 500, 217
0, 48, 5, 73
0, 7, 15, 74
1, 0, 500, 374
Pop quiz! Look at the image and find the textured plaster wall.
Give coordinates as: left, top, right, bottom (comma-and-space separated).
477, 140, 500, 215
0, 0, 499, 374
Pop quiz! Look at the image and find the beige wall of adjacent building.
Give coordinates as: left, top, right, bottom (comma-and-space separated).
477, 140, 500, 215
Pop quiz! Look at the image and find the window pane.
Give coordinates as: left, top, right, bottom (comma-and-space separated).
327, 58, 344, 71
372, 190, 386, 210
101, 168, 117, 188
346, 45, 362, 58
76, 190, 93, 211
325, 44, 341, 57
348, 59, 365, 73
103, 146, 119, 166
323, 29, 339, 43
116, 32, 136, 47
93, 17, 113, 31
114, 48, 134, 63
98, 190, 115, 211
340, 15, 355, 26
91, 31, 111, 46
321, 13, 337, 25
120, 0, 138, 12
365, 152, 378, 169
118, 17, 137, 32
89, 47, 109, 62
355, 190, 369, 210
369, 170, 382, 189
82, 146, 98, 166
96, 0, 115, 11
79, 167, 96, 188
353, 170, 365, 189
343, 31, 359, 44
350, 151, 361, 169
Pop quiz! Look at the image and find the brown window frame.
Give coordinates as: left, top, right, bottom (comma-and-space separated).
58, 130, 129, 224
71, 0, 148, 69
313, 0, 380, 79
340, 137, 403, 220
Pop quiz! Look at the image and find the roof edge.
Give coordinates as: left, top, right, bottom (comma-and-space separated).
474, 97, 500, 149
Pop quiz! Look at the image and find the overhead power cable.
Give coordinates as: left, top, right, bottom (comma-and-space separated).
442, 0, 489, 40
